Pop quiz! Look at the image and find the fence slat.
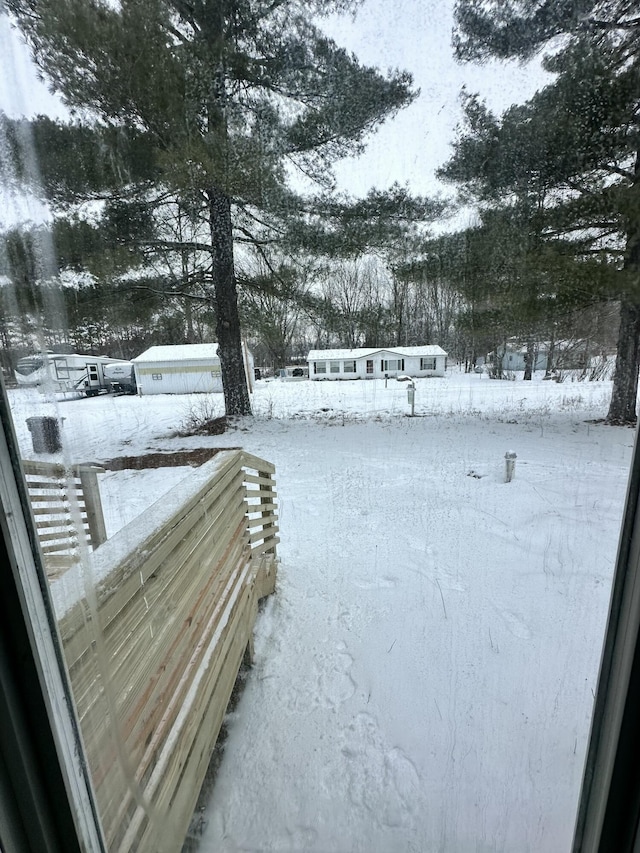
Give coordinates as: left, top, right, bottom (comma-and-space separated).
242, 472, 277, 488
248, 525, 280, 544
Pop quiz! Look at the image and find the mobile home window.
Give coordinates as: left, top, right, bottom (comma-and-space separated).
344, 360, 356, 373
314, 361, 326, 374
382, 359, 404, 371
420, 357, 436, 370
330, 361, 340, 373
152, 373, 163, 380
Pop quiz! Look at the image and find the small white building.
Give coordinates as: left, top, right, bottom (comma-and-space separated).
489, 342, 548, 372
307, 345, 447, 380
488, 340, 591, 373
132, 343, 254, 395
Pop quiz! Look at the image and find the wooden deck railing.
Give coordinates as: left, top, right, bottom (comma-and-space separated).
49, 449, 278, 852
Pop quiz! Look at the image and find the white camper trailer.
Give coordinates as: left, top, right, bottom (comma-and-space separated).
14, 352, 129, 396
103, 361, 137, 394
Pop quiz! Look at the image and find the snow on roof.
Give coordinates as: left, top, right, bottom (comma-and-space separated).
307, 345, 447, 360
132, 343, 219, 363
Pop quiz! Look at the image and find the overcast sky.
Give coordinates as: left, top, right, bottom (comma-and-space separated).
1, 1, 551, 214
321, 0, 551, 199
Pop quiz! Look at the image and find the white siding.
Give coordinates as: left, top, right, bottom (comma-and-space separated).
132, 343, 254, 395
134, 360, 223, 395
309, 349, 446, 380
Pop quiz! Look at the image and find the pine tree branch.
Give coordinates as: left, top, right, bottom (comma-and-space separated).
142, 239, 213, 252
234, 226, 278, 246
601, 164, 635, 181
587, 17, 640, 30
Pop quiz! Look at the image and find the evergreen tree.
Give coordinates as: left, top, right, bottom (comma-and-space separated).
6, 0, 417, 415
450, 0, 640, 422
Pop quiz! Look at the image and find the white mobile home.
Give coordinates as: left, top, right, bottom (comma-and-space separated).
307, 345, 447, 380
132, 343, 254, 395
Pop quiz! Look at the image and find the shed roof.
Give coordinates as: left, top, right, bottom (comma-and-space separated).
307, 345, 447, 360
132, 344, 219, 363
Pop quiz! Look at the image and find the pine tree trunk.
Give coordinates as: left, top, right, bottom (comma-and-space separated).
523, 340, 535, 381
208, 187, 252, 417
606, 149, 640, 426
605, 298, 640, 425
545, 335, 556, 378
184, 297, 195, 343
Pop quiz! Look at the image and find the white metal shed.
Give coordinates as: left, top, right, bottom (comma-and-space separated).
132, 343, 254, 395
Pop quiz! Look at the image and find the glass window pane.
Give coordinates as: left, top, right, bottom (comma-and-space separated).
1, 3, 633, 851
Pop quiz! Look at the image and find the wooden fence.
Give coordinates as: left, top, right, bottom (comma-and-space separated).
50, 449, 278, 852
22, 459, 107, 578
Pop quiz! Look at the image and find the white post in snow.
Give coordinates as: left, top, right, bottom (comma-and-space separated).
407, 382, 415, 416
505, 451, 517, 483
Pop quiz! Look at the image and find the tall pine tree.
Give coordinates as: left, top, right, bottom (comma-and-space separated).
451, 0, 640, 423
7, 0, 417, 415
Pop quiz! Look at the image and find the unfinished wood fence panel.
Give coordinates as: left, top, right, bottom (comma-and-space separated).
51, 449, 278, 852
22, 459, 106, 578
241, 451, 279, 570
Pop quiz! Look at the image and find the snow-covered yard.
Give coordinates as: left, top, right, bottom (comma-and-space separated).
7, 371, 635, 852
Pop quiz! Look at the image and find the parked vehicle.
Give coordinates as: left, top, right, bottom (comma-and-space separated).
103, 361, 137, 394
14, 352, 130, 396
278, 366, 308, 380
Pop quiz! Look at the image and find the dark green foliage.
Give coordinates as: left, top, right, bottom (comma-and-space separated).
238, 263, 303, 370
453, 1, 630, 63
282, 184, 448, 258
0, 113, 158, 203
446, 1, 640, 412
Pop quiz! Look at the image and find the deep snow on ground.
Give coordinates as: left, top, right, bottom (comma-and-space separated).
7, 371, 636, 852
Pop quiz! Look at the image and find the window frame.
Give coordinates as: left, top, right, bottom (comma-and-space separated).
54, 359, 69, 380
571, 425, 640, 852
0, 380, 106, 852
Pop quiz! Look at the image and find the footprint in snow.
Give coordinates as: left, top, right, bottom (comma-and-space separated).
341, 712, 422, 831
286, 642, 356, 713
497, 607, 532, 640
